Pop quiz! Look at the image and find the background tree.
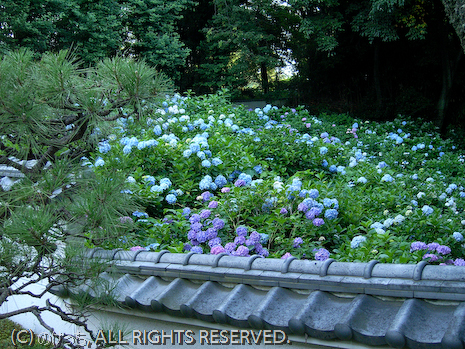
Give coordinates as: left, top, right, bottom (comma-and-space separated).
195, 0, 291, 97
0, 48, 171, 348
121, 0, 195, 79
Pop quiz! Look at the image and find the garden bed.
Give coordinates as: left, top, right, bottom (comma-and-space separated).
85, 92, 465, 265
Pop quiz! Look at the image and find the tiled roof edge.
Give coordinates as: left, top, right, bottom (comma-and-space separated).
90, 248, 465, 301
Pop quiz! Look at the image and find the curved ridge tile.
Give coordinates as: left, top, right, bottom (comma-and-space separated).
150, 278, 200, 316
248, 287, 307, 332
386, 298, 455, 348
442, 302, 465, 349
110, 274, 144, 303
212, 284, 265, 328
288, 290, 354, 340
125, 276, 169, 310
334, 294, 401, 346
180, 281, 231, 322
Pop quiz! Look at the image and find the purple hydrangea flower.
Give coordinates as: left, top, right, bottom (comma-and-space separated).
189, 214, 201, 224
191, 222, 202, 232
281, 252, 293, 259
280, 207, 288, 215
205, 228, 218, 240
208, 201, 219, 208
201, 191, 213, 201
454, 258, 465, 266
225, 242, 237, 253
183, 244, 192, 251
200, 209, 212, 219
234, 245, 249, 257
436, 245, 451, 255
196, 231, 207, 243
298, 202, 309, 212
306, 207, 322, 220
208, 237, 222, 248
234, 236, 246, 245
312, 218, 325, 227
212, 218, 225, 230
427, 242, 440, 251
211, 245, 226, 255
259, 248, 269, 257
191, 246, 203, 254
422, 254, 440, 262
410, 241, 427, 252
249, 231, 261, 244
293, 237, 303, 248
187, 230, 197, 240
236, 226, 248, 236
314, 248, 330, 261
234, 179, 246, 187
190, 239, 200, 246
254, 243, 263, 253
221, 187, 231, 193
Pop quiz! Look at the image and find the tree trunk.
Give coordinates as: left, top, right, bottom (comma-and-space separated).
260, 62, 269, 95
441, 0, 465, 54
436, 20, 463, 132
373, 39, 383, 111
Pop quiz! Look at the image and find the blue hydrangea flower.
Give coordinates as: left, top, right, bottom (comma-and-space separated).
329, 165, 337, 173
324, 209, 338, 220
133, 211, 148, 218
183, 149, 192, 158
98, 141, 111, 153
350, 236, 366, 249
253, 165, 263, 174
421, 205, 433, 216
189, 143, 200, 153
381, 174, 394, 182
319, 147, 328, 155
322, 160, 328, 167
323, 198, 333, 207
94, 157, 105, 167
453, 232, 464, 242
166, 194, 176, 204
201, 160, 211, 167
212, 158, 223, 166
123, 145, 132, 154
153, 125, 162, 136
307, 189, 319, 199
214, 175, 227, 188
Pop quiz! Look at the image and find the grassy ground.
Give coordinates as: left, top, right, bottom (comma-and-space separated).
0, 319, 50, 349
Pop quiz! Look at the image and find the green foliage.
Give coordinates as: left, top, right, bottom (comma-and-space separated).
0, 49, 171, 343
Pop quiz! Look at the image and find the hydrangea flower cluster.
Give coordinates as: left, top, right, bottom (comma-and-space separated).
409, 241, 461, 264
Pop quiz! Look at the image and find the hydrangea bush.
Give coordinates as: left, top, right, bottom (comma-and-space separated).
87, 91, 465, 264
